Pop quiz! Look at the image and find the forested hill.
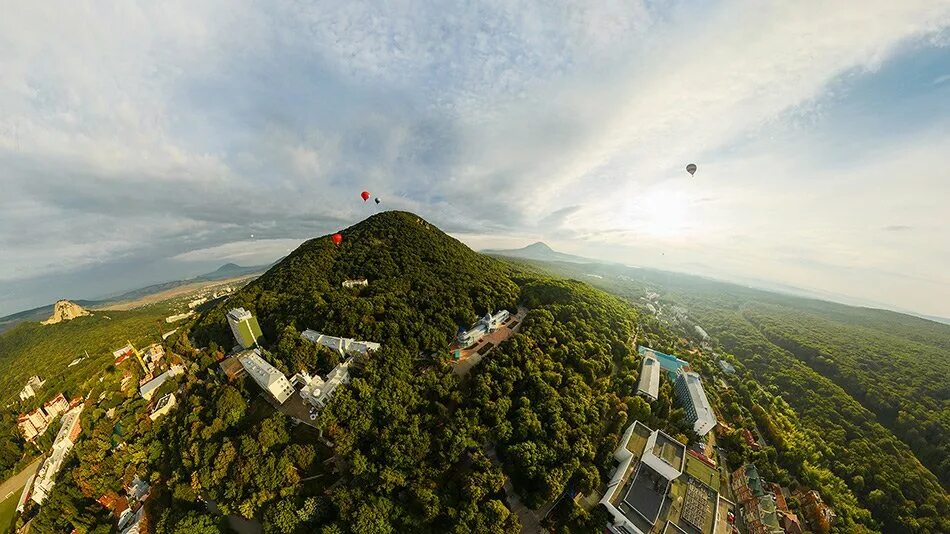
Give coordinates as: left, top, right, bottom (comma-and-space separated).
504, 258, 950, 533
191, 211, 520, 352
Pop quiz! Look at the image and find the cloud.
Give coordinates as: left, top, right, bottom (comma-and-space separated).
0, 1, 949, 315
882, 225, 914, 232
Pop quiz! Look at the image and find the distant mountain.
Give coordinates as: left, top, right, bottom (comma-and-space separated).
482, 241, 592, 263
191, 211, 520, 350
194, 262, 269, 281
0, 262, 270, 332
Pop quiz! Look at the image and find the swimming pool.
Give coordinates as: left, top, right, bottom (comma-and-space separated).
638, 346, 688, 377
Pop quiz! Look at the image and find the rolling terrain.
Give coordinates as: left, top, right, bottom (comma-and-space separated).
501, 254, 950, 532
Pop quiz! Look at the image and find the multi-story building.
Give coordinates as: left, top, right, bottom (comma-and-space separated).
31, 404, 84, 504
227, 307, 263, 349
730, 464, 783, 534
18, 375, 45, 401
43, 393, 69, 419
301, 330, 381, 356
239, 349, 294, 404
293, 359, 353, 411
674, 369, 717, 436
636, 352, 661, 401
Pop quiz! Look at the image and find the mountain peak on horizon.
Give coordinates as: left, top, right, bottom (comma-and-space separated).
523, 242, 554, 252
482, 241, 591, 264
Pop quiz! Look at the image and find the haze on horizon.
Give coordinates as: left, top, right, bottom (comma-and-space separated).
1, 1, 949, 318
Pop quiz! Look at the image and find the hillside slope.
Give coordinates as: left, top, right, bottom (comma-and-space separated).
502, 257, 950, 533
192, 211, 520, 352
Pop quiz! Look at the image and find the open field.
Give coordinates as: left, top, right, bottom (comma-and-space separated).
95, 274, 258, 311
0, 491, 18, 534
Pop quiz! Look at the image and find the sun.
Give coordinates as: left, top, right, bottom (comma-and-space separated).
634, 187, 695, 239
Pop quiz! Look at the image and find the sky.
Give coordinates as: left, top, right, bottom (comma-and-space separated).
1, 1, 949, 318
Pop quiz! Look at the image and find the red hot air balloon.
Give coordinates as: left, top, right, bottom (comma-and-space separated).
331, 233, 343, 245
361, 191, 370, 201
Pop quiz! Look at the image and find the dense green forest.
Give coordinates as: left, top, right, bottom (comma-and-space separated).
10, 212, 946, 533
17, 212, 695, 533
192, 211, 520, 353
0, 305, 172, 480
502, 258, 949, 533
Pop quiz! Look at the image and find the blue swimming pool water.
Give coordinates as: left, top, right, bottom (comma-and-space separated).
638, 346, 688, 377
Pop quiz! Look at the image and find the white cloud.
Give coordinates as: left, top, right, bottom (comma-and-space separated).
0, 0, 948, 315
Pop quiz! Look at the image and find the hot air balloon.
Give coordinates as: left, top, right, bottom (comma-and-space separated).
686, 163, 697, 176
331, 233, 343, 245
361, 191, 370, 201
374, 197, 380, 205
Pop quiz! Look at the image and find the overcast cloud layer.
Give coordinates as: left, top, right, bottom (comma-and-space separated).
1, 1, 949, 317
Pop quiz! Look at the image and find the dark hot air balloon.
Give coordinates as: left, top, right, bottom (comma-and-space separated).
374, 197, 380, 205
361, 191, 370, 201
686, 163, 697, 176
331, 233, 343, 245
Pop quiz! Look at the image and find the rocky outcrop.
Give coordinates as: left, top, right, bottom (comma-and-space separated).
41, 300, 91, 325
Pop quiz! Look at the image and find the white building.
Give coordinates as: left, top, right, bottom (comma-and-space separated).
43, 393, 69, 419
292, 358, 353, 411
342, 278, 369, 288
694, 325, 710, 340
637, 352, 661, 401
149, 393, 177, 421
139, 365, 184, 401
674, 369, 717, 436
300, 330, 380, 356
18, 375, 45, 401
31, 404, 84, 504
165, 311, 194, 323
239, 349, 294, 404
600, 421, 686, 532
641, 429, 685, 482
16, 472, 36, 512
457, 310, 510, 347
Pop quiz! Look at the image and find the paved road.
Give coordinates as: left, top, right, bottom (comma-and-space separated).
0, 458, 42, 502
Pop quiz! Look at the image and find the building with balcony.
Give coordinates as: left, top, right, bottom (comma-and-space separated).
31, 404, 84, 504
239, 349, 294, 404
674, 369, 717, 436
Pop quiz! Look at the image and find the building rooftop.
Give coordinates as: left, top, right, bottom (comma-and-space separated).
678, 370, 717, 433
227, 307, 253, 321
139, 365, 183, 399
301, 330, 380, 355
238, 349, 294, 404
622, 463, 669, 525
649, 431, 685, 472
637, 353, 661, 401
684, 453, 721, 493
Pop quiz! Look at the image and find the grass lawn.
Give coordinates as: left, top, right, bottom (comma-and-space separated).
0, 490, 19, 534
